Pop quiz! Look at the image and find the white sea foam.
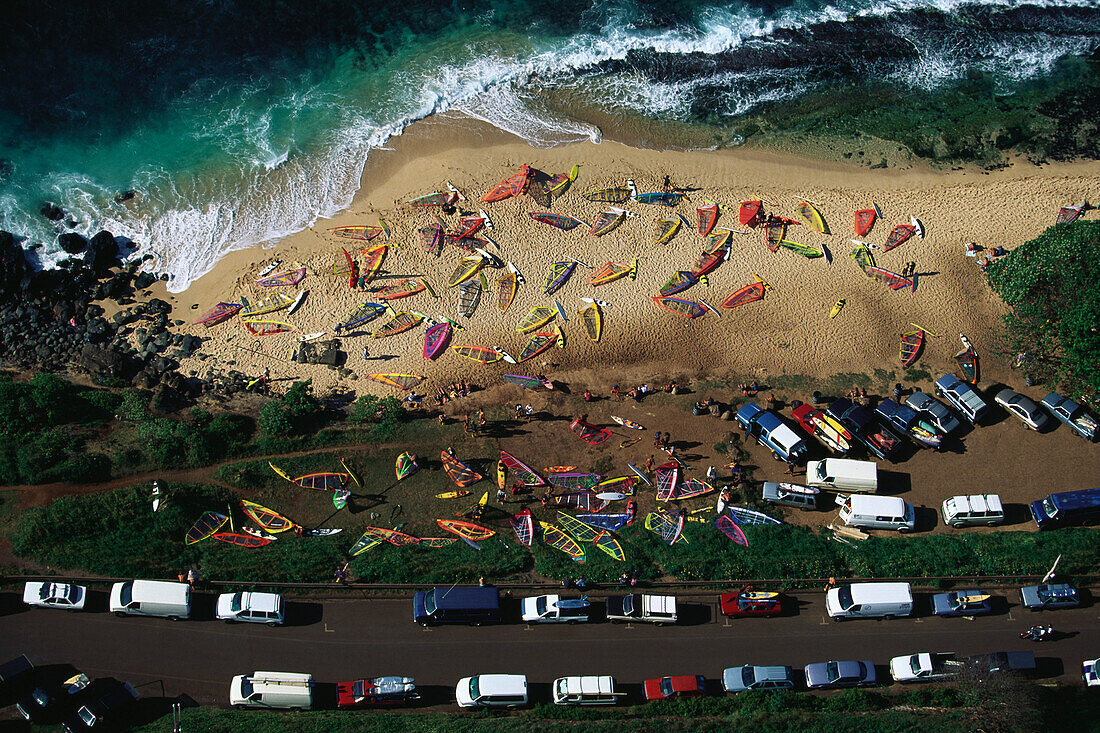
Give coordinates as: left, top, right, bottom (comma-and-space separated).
11, 0, 1099, 293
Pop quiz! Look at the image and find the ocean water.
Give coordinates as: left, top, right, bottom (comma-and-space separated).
0, 0, 1097, 292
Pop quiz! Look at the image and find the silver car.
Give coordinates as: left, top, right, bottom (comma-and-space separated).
803, 660, 876, 689
905, 391, 961, 435
994, 389, 1049, 430
721, 665, 794, 692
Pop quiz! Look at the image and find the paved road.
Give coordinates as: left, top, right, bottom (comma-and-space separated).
2, 589, 1097, 709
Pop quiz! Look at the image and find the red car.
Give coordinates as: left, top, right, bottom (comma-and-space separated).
643, 674, 706, 701
336, 676, 419, 707
720, 587, 783, 618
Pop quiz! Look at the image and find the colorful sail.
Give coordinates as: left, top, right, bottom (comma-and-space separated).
594, 531, 625, 561
244, 320, 292, 336
419, 224, 445, 256
548, 472, 602, 491
556, 512, 603, 542
764, 220, 784, 252
553, 492, 610, 513
595, 476, 638, 496
883, 224, 916, 251
670, 478, 715, 501
423, 322, 452, 359
580, 513, 631, 532
241, 293, 294, 318
497, 270, 517, 313
955, 336, 979, 383
212, 532, 272, 548
1056, 205, 1084, 224
655, 462, 681, 501
349, 530, 383, 556
850, 242, 876, 275
529, 212, 584, 230
739, 200, 763, 226
579, 302, 602, 342
257, 268, 306, 287
364, 373, 425, 390
499, 451, 546, 486
570, 418, 612, 445
900, 328, 925, 367
241, 500, 295, 533
510, 509, 534, 546
194, 302, 242, 327
336, 302, 386, 332
589, 261, 632, 286
417, 537, 457, 548
448, 256, 484, 287
778, 238, 823, 259
660, 271, 698, 296
372, 311, 422, 338
693, 230, 730, 276
697, 203, 718, 235
396, 452, 418, 480
517, 306, 556, 333
331, 248, 356, 278
865, 265, 913, 290
854, 208, 877, 236
482, 164, 530, 202
727, 506, 782, 525
458, 275, 483, 317
715, 515, 748, 546
441, 450, 483, 487
502, 374, 549, 390
654, 216, 682, 245
436, 519, 495, 541
722, 282, 766, 309
185, 512, 229, 545
329, 225, 383, 241
295, 472, 350, 491
645, 511, 685, 545
797, 200, 827, 233
376, 278, 424, 300
517, 332, 556, 363
451, 344, 502, 364
539, 521, 586, 562
653, 296, 706, 319
590, 209, 625, 236
583, 187, 631, 203
408, 191, 458, 207
543, 261, 577, 295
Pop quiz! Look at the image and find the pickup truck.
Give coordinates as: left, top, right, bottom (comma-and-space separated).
875, 398, 943, 449
967, 651, 1036, 676
890, 652, 966, 683
791, 404, 851, 454
1041, 392, 1098, 441
605, 594, 677, 625
736, 404, 809, 463
520, 595, 591, 624
826, 398, 904, 461
934, 374, 989, 424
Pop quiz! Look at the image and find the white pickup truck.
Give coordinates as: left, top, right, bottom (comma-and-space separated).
605, 594, 677, 625
890, 652, 965, 683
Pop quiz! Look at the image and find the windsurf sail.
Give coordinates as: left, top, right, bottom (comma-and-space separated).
510, 509, 534, 546
442, 451, 483, 487
900, 328, 925, 367
295, 472, 350, 491
529, 211, 584, 230
548, 472, 602, 491
330, 225, 384, 241
517, 306, 556, 333
500, 451, 546, 486
569, 418, 612, 445
594, 531, 625, 561
194, 302, 242, 327
854, 208, 876, 236
580, 513, 631, 532
715, 515, 748, 546
722, 281, 766, 308
660, 271, 698, 296
653, 296, 706, 319
764, 220, 785, 252
448, 256, 485, 287
241, 293, 294, 318
376, 278, 425, 300
336, 302, 386, 332
451, 345, 502, 364
1056, 205, 1084, 224
241, 500, 295, 533
778, 238, 823, 259
739, 200, 763, 226
212, 532, 272, 548
458, 276, 482, 317
797, 200, 827, 233
482, 164, 530, 202
518, 332, 556, 363
332, 248, 356, 277
590, 209, 625, 236
579, 302, 602, 342
698, 203, 718, 235
437, 519, 495, 540
185, 512, 229, 545
396, 452, 417, 480
419, 224, 445, 256
257, 268, 306, 287
372, 311, 422, 338
655, 462, 681, 501
850, 242, 876, 275
364, 373, 425, 390
645, 511, 686, 545
360, 245, 387, 285
954, 336, 979, 383
552, 492, 609, 513
417, 537, 457, 548
539, 521, 586, 562
670, 478, 715, 501
502, 374, 549, 390
693, 230, 730, 276
497, 271, 517, 313
408, 191, 458, 207
865, 265, 913, 290
349, 530, 383, 556
244, 320, 292, 336
595, 476, 638, 496
883, 224, 916, 251
556, 512, 603, 542
654, 216, 682, 245
543, 261, 577, 295
589, 261, 631, 286
583, 187, 631, 203
727, 506, 782, 525
423, 322, 452, 359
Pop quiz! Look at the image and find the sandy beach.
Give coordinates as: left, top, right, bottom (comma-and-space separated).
148, 114, 1100, 402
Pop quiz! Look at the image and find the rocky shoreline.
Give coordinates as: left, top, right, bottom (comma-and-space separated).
0, 228, 259, 408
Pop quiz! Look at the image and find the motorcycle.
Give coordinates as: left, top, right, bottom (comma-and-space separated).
1020, 625, 1055, 642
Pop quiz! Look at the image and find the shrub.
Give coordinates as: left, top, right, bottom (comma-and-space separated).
259, 401, 294, 436
118, 389, 151, 421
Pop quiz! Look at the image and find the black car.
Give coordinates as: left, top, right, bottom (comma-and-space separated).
16, 684, 63, 723
62, 684, 138, 733
826, 397, 905, 461
0, 655, 34, 703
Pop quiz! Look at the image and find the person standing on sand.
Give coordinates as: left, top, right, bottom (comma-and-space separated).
525, 404, 533, 419
645, 455, 654, 473
476, 408, 486, 431
785, 460, 797, 475
462, 414, 471, 434
611, 384, 620, 401
515, 404, 523, 420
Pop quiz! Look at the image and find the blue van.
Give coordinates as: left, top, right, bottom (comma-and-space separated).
413, 587, 501, 626
1029, 488, 1100, 529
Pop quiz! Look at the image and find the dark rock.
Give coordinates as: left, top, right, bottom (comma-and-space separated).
152, 356, 177, 373
58, 232, 87, 255
0, 231, 30, 300
133, 369, 159, 389
115, 190, 136, 203
111, 311, 132, 326
133, 272, 157, 289
40, 203, 65, 221
86, 231, 121, 273
147, 298, 170, 314
76, 344, 124, 379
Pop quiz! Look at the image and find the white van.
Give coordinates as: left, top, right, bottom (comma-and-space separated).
941, 494, 1004, 527
806, 458, 878, 493
230, 671, 313, 710
838, 495, 915, 532
456, 674, 528, 708
553, 676, 621, 706
109, 580, 191, 620
826, 582, 913, 621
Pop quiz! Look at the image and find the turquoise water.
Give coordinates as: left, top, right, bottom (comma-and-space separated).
0, 0, 1096, 290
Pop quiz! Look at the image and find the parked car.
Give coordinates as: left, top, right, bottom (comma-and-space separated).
803, 660, 876, 689
934, 374, 990, 423
791, 403, 852, 454
719, 587, 783, 618
552, 676, 621, 706
520, 595, 592, 624
336, 676, 419, 707
456, 674, 527, 708
1020, 583, 1081, 611
216, 591, 285, 626
941, 494, 1004, 527
890, 652, 964, 683
1084, 658, 1100, 687
967, 651, 1036, 676
1029, 488, 1100, 529
736, 403, 809, 463
762, 482, 819, 511
606, 594, 677, 625
1041, 392, 1098, 440
905, 391, 962, 435
931, 590, 993, 616
62, 683, 138, 733
16, 680, 73, 724
721, 666, 794, 692
875, 398, 943, 449
994, 389, 1050, 430
0, 655, 34, 697
644, 674, 706, 701
826, 397, 904, 461
23, 582, 86, 611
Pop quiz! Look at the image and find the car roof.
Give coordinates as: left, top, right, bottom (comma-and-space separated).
240, 592, 281, 612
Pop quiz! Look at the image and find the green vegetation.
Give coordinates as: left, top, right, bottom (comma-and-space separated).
112, 684, 1100, 733
987, 220, 1100, 398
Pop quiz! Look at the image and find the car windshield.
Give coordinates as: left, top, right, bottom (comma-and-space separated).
39, 584, 52, 600
119, 581, 132, 606
230, 593, 243, 612
1041, 498, 1058, 518
423, 592, 437, 616
78, 706, 97, 725
827, 662, 840, 682
910, 657, 922, 675
659, 678, 673, 697
468, 678, 480, 701
33, 688, 50, 705
836, 586, 854, 610
536, 597, 548, 615
352, 680, 365, 698
623, 595, 636, 614
742, 668, 757, 686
